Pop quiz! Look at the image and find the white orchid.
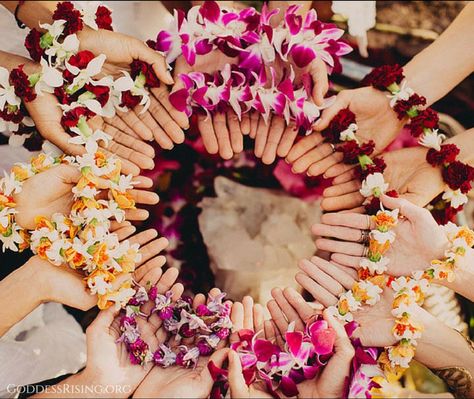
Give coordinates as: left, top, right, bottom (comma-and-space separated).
0, 67, 21, 111
0, 208, 15, 229
387, 80, 414, 108
372, 229, 396, 244
358, 280, 383, 306
34, 58, 64, 96
1, 223, 23, 252
65, 54, 106, 92
105, 199, 126, 223
442, 188, 468, 209
69, 128, 111, 151
108, 285, 137, 310
111, 174, 135, 192
1, 171, 22, 196
418, 129, 446, 151
339, 123, 358, 142
46, 238, 72, 266
359, 172, 388, 198
45, 34, 80, 67
77, 2, 110, 30
114, 71, 151, 113
0, 118, 20, 133
39, 20, 66, 40
359, 256, 390, 275
88, 273, 113, 296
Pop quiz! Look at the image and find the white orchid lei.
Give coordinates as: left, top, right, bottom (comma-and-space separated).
0, 1, 160, 309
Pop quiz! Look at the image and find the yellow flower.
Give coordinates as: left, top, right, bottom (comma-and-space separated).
18, 230, 30, 252
64, 247, 86, 269
112, 189, 135, 209
455, 226, 474, 247
373, 211, 397, 232
34, 216, 54, 230
11, 165, 30, 182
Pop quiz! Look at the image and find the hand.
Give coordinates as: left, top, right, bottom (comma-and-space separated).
13, 164, 158, 230
287, 87, 404, 178
134, 288, 232, 398
34, 228, 170, 311
25, 93, 156, 175
251, 114, 299, 165
266, 288, 354, 398
311, 195, 449, 277
294, 261, 397, 348
321, 146, 445, 212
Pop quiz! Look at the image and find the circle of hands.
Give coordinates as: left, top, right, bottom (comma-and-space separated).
9, 3, 473, 399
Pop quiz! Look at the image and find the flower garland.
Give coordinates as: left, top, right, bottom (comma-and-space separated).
362, 64, 474, 225
0, 1, 159, 309
118, 283, 232, 367
149, 1, 352, 134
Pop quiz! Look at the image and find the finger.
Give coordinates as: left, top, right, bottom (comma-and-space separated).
311, 255, 358, 289
117, 109, 154, 141
57, 164, 82, 184
103, 123, 155, 158
124, 208, 149, 221
266, 299, 288, 336
113, 225, 137, 241
330, 253, 361, 269
133, 40, 174, 85
155, 267, 179, 294
128, 229, 159, 247
310, 58, 329, 106
253, 303, 265, 333
212, 113, 233, 159
262, 117, 285, 165
321, 193, 365, 212
254, 114, 272, 159
132, 175, 153, 189
298, 259, 346, 297
136, 260, 165, 287
331, 261, 359, 280
208, 287, 222, 301
40, 122, 86, 156
134, 258, 163, 283
103, 115, 140, 139
151, 86, 189, 130
271, 287, 304, 331
87, 306, 117, 336
311, 223, 364, 243
283, 287, 320, 323
230, 302, 244, 343
197, 114, 219, 154
227, 111, 244, 154
242, 296, 254, 330
333, 169, 357, 185
323, 180, 361, 198
313, 92, 350, 132
264, 319, 277, 342
138, 237, 169, 265
240, 112, 250, 135
324, 162, 356, 179
276, 125, 298, 158
228, 350, 249, 398
381, 194, 430, 221
193, 293, 207, 308
286, 133, 324, 164
271, 320, 285, 348
249, 112, 259, 139
147, 95, 185, 144
295, 272, 338, 307
129, 188, 159, 205
315, 238, 365, 257
110, 220, 131, 232
321, 212, 375, 230
291, 143, 335, 174
200, 348, 231, 384
307, 152, 343, 177
100, 138, 154, 171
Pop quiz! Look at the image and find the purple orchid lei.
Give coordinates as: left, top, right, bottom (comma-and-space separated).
118, 283, 232, 367
148, 1, 352, 134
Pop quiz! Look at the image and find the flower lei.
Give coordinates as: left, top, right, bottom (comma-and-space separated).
118, 283, 232, 367
362, 64, 474, 225
149, 1, 352, 134
0, 1, 161, 309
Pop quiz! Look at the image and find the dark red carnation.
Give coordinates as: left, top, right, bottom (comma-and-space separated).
356, 157, 386, 180
54, 86, 73, 104
365, 197, 381, 215
392, 93, 426, 120
84, 84, 110, 106
426, 144, 460, 167
321, 108, 356, 144
442, 161, 474, 193
95, 5, 113, 30
0, 108, 24, 124
61, 107, 91, 128
405, 108, 439, 137
10, 65, 36, 103
24, 29, 44, 62
68, 50, 95, 69
120, 90, 141, 109
130, 60, 160, 88
430, 198, 460, 225
52, 1, 83, 35
361, 64, 404, 90
337, 140, 375, 164
386, 190, 399, 198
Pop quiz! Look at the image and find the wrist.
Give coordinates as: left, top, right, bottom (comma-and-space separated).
445, 129, 474, 166
0, 51, 40, 74
439, 248, 474, 300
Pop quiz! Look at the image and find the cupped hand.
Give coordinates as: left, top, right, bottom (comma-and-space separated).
266, 288, 354, 398
287, 87, 404, 179
34, 228, 170, 311
321, 146, 445, 212
311, 195, 449, 277
294, 257, 397, 348
13, 164, 158, 230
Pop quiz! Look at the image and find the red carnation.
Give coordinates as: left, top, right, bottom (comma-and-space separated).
68, 50, 95, 69
120, 90, 141, 109
361, 64, 404, 90
10, 65, 36, 103
0, 108, 24, 124
24, 29, 44, 62
84, 84, 110, 106
386, 190, 399, 198
392, 93, 426, 120
405, 108, 439, 137
61, 107, 91, 128
54, 86, 73, 105
365, 197, 381, 215
95, 5, 113, 30
430, 198, 460, 225
442, 161, 474, 193
130, 60, 160, 88
356, 157, 386, 180
52, 1, 83, 35
337, 140, 375, 164
321, 108, 356, 144
426, 144, 460, 167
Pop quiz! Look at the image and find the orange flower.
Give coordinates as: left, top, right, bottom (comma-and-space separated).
11, 165, 30, 182
117, 249, 139, 273
18, 230, 30, 252
338, 298, 349, 316
37, 238, 52, 259
373, 212, 397, 232
34, 216, 54, 230
392, 293, 411, 309
92, 242, 110, 268
368, 238, 390, 257
112, 189, 135, 209
455, 226, 474, 247
65, 247, 86, 269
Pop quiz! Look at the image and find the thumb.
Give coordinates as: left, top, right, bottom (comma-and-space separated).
57, 164, 82, 184
199, 348, 230, 393
40, 122, 86, 157
134, 40, 174, 85
228, 350, 249, 398
313, 92, 351, 132
87, 306, 118, 337
310, 58, 329, 107
381, 194, 428, 221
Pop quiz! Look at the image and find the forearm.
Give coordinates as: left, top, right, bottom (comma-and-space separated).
0, 258, 44, 336
404, 3, 474, 106
445, 128, 474, 166
416, 308, 474, 397
439, 247, 474, 301
0, 50, 38, 74
0, 1, 56, 30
